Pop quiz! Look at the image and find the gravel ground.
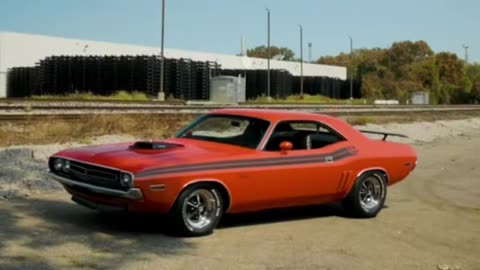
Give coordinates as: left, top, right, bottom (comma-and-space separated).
0, 148, 54, 199
360, 117, 480, 143
0, 118, 480, 269
0, 135, 137, 200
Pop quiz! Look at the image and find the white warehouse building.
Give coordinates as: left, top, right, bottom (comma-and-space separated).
0, 32, 347, 98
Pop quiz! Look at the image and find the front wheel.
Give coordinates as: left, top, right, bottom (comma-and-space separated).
342, 171, 387, 218
170, 184, 223, 236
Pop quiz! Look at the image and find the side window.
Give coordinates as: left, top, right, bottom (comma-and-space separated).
264, 121, 345, 151
289, 122, 317, 132
190, 117, 249, 137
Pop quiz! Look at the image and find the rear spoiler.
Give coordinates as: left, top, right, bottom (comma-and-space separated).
359, 130, 408, 141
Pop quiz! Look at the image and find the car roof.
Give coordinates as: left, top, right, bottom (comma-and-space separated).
209, 108, 367, 142
210, 108, 335, 122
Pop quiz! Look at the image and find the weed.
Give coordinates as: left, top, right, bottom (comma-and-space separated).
249, 94, 369, 105
346, 116, 376, 126
0, 114, 196, 147
32, 91, 149, 101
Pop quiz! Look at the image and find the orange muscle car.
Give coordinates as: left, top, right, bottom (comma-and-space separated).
49, 109, 417, 236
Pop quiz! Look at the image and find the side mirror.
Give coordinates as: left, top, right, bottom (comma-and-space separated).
279, 141, 293, 154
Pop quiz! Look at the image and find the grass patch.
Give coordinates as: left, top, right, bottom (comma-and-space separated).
77, 137, 93, 145
0, 114, 196, 147
345, 116, 376, 125
32, 91, 149, 101
26, 92, 364, 104
249, 94, 369, 105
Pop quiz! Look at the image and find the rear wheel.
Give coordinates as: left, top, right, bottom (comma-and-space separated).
343, 171, 387, 218
170, 184, 223, 236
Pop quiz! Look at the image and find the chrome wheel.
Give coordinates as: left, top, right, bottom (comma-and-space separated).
359, 175, 385, 212
182, 189, 218, 231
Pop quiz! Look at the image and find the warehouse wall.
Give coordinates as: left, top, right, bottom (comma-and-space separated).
0, 33, 5, 98
0, 32, 347, 98
0, 73, 6, 98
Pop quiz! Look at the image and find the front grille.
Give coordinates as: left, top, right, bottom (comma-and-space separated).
52, 159, 128, 191
69, 161, 119, 182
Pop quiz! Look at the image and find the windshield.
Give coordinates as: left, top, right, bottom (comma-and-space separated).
176, 114, 270, 149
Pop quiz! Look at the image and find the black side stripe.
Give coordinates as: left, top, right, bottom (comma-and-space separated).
136, 147, 357, 178
136, 148, 347, 177
145, 148, 349, 173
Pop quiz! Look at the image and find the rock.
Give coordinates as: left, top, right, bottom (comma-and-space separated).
0, 190, 17, 200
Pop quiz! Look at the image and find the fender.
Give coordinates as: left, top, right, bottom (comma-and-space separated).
181, 178, 233, 213
356, 167, 390, 183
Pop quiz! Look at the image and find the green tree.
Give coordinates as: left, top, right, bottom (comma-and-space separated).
316, 40, 476, 104
435, 52, 464, 84
247, 46, 295, 61
467, 64, 480, 83
317, 53, 350, 67
471, 78, 480, 103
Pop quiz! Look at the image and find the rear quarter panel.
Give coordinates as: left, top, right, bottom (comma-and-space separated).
348, 140, 417, 187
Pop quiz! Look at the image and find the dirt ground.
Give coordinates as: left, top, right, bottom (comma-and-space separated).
1, 125, 480, 269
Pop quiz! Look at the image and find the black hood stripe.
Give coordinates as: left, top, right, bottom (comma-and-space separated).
136, 147, 357, 178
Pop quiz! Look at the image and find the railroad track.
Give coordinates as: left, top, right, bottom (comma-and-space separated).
1, 105, 480, 122
2, 103, 480, 111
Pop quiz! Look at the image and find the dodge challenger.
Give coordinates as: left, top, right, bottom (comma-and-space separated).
49, 109, 417, 236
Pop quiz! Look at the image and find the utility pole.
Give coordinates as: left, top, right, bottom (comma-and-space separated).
266, 8, 271, 99
462, 44, 469, 65
158, 0, 166, 101
308, 42, 312, 63
348, 35, 353, 100
299, 24, 303, 96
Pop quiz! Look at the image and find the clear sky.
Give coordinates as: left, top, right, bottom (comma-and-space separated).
0, 0, 478, 62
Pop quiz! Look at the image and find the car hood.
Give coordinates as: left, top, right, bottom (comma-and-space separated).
52, 138, 255, 175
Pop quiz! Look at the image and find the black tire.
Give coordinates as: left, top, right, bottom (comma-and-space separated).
169, 184, 223, 237
342, 171, 387, 218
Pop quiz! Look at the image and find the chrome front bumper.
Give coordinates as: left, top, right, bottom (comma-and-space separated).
49, 172, 143, 201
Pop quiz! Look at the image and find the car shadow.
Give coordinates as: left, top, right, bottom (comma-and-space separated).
219, 202, 346, 229
1, 195, 390, 239
0, 195, 392, 269
0, 196, 195, 270
219, 203, 390, 229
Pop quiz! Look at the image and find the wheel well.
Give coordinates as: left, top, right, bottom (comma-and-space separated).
362, 169, 389, 184
182, 181, 231, 213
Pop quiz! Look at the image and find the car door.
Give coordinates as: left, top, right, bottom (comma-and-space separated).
236, 120, 355, 210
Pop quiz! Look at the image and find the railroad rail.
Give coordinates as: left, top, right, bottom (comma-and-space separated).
1, 104, 480, 122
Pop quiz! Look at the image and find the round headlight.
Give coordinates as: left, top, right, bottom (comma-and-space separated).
53, 159, 64, 171
63, 160, 71, 171
121, 173, 133, 186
